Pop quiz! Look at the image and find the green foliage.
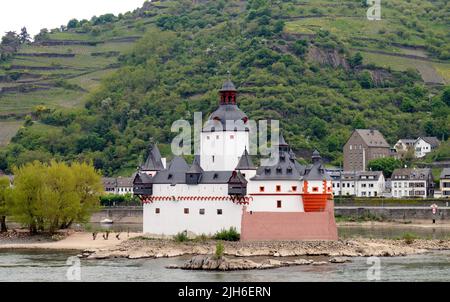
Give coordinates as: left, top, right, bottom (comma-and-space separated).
442, 86, 450, 107
215, 242, 225, 259
1, 0, 449, 176
174, 231, 189, 242
401, 233, 418, 245
0, 177, 11, 232
349, 52, 363, 68
214, 227, 240, 241
100, 193, 140, 207
368, 157, 403, 178
7, 161, 103, 233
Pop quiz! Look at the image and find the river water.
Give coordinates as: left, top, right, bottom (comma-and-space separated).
1, 225, 450, 282
0, 249, 450, 282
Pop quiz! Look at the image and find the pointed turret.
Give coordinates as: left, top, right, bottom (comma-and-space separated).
236, 148, 256, 170
168, 156, 190, 172
186, 156, 203, 185
188, 156, 203, 174
278, 133, 289, 152
141, 144, 164, 172
311, 149, 322, 164
304, 150, 330, 181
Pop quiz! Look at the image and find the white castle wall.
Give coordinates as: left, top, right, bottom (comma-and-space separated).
143, 200, 243, 235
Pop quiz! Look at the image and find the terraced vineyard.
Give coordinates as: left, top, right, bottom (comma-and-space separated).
0, 0, 448, 174
0, 18, 147, 144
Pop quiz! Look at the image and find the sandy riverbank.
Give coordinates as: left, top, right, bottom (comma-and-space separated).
0, 231, 141, 251
337, 221, 450, 228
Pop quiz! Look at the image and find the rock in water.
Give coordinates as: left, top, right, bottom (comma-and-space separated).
329, 257, 351, 263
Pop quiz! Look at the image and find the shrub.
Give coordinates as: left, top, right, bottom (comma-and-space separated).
174, 231, 188, 242
215, 242, 224, 259
402, 233, 417, 245
214, 227, 240, 241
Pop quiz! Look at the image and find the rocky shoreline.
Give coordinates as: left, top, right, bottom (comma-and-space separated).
77, 237, 450, 271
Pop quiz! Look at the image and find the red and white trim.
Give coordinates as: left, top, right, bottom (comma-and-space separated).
141, 195, 253, 205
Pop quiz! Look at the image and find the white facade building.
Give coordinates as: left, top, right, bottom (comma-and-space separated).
414, 137, 440, 158
391, 168, 434, 198
439, 168, 450, 198
330, 171, 385, 197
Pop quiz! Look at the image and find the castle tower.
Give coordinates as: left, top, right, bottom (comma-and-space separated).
200, 77, 250, 171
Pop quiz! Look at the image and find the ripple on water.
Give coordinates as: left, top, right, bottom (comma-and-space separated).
1, 250, 450, 282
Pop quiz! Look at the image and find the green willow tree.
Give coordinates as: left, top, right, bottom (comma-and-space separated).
0, 177, 11, 232
8, 161, 103, 234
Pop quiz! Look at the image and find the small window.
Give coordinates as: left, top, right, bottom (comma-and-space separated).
217, 209, 223, 215
184, 208, 189, 214
312, 187, 319, 192
207, 136, 210, 140
259, 186, 265, 192
230, 135, 234, 139
216, 135, 219, 139
292, 186, 297, 192
277, 200, 282, 208
276, 185, 281, 192
199, 209, 205, 215
212, 155, 215, 163
155, 208, 160, 214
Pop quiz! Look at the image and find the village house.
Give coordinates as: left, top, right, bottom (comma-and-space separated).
102, 176, 134, 195
391, 168, 434, 198
343, 129, 391, 172
329, 171, 385, 197
440, 168, 450, 198
414, 137, 440, 158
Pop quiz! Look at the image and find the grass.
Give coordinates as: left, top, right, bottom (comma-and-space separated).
214, 227, 240, 241
400, 232, 418, 244
174, 231, 189, 242
0, 120, 24, 146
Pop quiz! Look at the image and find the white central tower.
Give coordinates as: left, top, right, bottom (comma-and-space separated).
200, 79, 250, 171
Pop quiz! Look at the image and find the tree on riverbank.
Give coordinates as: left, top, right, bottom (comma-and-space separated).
0, 177, 11, 232
8, 161, 103, 234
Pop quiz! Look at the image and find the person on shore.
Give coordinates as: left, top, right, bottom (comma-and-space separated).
116, 233, 121, 240
92, 231, 98, 240
103, 230, 110, 240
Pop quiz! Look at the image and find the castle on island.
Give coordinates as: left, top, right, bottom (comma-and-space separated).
133, 79, 337, 241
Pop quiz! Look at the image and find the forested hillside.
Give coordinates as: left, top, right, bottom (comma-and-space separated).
0, 0, 449, 176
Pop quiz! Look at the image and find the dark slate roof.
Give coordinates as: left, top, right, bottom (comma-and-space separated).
204, 105, 248, 131
220, 80, 237, 92
420, 137, 440, 148
102, 177, 117, 187
133, 172, 153, 184
354, 129, 390, 148
116, 177, 134, 187
391, 168, 432, 181
168, 156, 190, 172
251, 150, 304, 180
440, 168, 450, 179
188, 156, 203, 174
151, 170, 234, 185
236, 148, 256, 170
303, 162, 331, 181
328, 171, 383, 181
141, 144, 164, 171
